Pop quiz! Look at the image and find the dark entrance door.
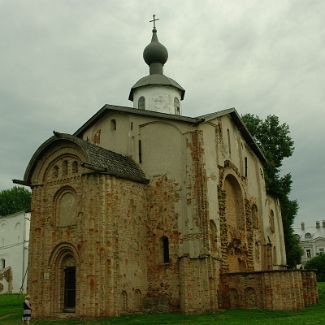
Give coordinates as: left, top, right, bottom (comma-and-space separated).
64, 267, 76, 311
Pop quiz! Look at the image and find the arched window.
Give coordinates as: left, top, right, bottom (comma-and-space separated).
72, 161, 78, 173
161, 236, 170, 264
52, 165, 59, 178
174, 97, 180, 115
121, 291, 128, 312
62, 160, 68, 176
305, 232, 312, 239
138, 96, 145, 110
269, 210, 275, 233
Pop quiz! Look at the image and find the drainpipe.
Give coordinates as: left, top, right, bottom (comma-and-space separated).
22, 213, 30, 293
22, 213, 26, 292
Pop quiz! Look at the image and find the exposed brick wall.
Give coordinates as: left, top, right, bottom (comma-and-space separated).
145, 175, 181, 312
301, 270, 319, 305
179, 256, 220, 313
28, 160, 148, 318
220, 270, 318, 311
26, 125, 319, 320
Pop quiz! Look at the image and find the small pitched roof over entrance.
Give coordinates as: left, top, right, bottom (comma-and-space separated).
15, 132, 149, 186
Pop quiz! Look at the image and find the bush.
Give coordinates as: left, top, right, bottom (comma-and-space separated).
305, 254, 325, 281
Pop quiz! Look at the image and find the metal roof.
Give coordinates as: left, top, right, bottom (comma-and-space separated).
19, 132, 149, 186
74, 105, 267, 166
128, 74, 185, 101
73, 104, 198, 137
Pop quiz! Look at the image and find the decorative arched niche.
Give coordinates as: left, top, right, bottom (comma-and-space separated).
224, 174, 245, 231
223, 173, 247, 272
269, 209, 275, 233
55, 187, 77, 227
251, 204, 259, 229
209, 220, 218, 253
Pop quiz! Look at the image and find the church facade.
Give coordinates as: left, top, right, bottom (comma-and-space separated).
16, 23, 318, 319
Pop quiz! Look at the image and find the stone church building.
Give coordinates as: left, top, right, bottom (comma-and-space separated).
15, 24, 318, 319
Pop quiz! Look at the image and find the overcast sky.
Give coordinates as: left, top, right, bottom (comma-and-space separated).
0, 0, 324, 226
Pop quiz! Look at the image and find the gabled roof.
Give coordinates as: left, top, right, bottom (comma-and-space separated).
73, 104, 198, 137
74, 105, 267, 165
15, 132, 149, 186
197, 108, 267, 164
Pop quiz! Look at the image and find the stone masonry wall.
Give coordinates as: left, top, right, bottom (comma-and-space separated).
28, 162, 148, 319
145, 175, 181, 312
179, 256, 220, 313
220, 270, 318, 311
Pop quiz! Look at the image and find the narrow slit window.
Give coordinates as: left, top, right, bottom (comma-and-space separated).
227, 129, 231, 156
1, 258, 5, 269
72, 161, 78, 173
244, 157, 248, 177
62, 160, 68, 176
161, 236, 170, 264
138, 140, 142, 163
111, 119, 116, 131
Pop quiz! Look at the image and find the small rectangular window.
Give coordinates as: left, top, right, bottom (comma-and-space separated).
244, 157, 248, 177
162, 236, 170, 264
227, 129, 231, 156
138, 140, 142, 163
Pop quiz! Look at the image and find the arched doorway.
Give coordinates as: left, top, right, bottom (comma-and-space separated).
49, 243, 78, 314
62, 255, 76, 311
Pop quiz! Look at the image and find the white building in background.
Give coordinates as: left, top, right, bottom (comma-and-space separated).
294, 220, 325, 264
0, 211, 30, 293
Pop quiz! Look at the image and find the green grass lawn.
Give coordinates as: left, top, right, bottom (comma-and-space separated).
1, 283, 324, 325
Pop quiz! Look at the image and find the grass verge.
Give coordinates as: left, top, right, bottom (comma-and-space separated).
1, 283, 324, 324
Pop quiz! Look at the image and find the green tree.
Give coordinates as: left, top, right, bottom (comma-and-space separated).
242, 114, 302, 268
305, 255, 325, 281
0, 186, 31, 216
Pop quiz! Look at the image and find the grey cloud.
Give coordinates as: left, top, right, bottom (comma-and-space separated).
0, 0, 324, 226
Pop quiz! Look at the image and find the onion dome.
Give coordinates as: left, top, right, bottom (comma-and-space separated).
143, 27, 168, 67
128, 18, 185, 112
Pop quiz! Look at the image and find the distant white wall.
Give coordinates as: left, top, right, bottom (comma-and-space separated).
0, 211, 30, 293
294, 221, 325, 264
